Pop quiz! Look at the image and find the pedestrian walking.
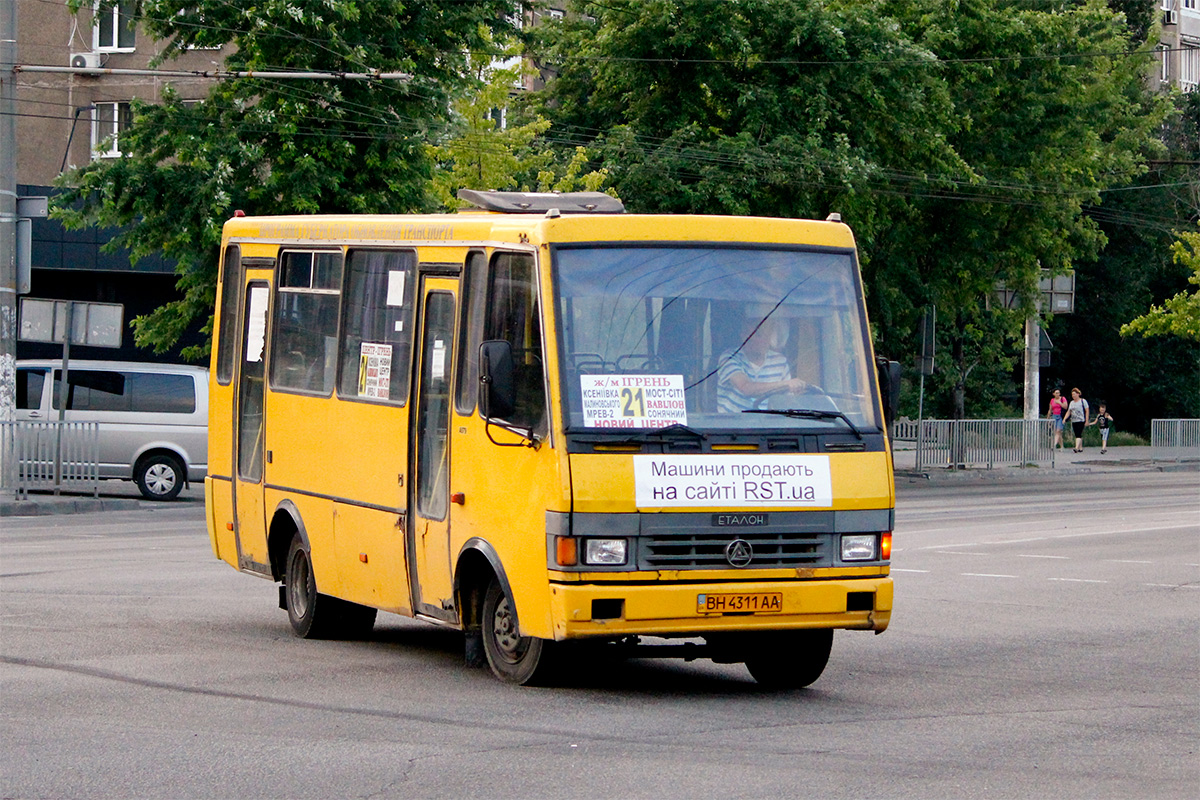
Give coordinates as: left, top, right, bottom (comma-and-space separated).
1088, 403, 1114, 454
1067, 387, 1090, 453
1046, 388, 1067, 450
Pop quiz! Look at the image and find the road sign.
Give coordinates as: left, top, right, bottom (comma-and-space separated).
18, 298, 123, 348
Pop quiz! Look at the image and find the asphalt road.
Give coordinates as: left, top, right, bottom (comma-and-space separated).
1, 472, 1197, 799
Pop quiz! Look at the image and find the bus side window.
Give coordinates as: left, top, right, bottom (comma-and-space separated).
485, 252, 546, 432
215, 244, 241, 385
337, 249, 415, 403
271, 251, 343, 395
455, 250, 487, 415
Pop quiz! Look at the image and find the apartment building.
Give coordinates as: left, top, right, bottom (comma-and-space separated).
1160, 0, 1200, 92
14, 0, 226, 360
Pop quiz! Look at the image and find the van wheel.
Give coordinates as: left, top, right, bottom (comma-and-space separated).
481, 578, 555, 685
135, 454, 184, 500
744, 629, 833, 689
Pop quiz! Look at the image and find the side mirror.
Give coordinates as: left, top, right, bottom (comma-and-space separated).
876, 357, 902, 429
479, 340, 516, 420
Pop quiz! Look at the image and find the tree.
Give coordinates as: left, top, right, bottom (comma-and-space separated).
880, 0, 1166, 417
531, 0, 1166, 417
55, 0, 519, 359
428, 27, 609, 210
1121, 230, 1200, 341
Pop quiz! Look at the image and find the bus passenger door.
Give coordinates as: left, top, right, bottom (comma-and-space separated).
409, 277, 458, 620
233, 281, 271, 576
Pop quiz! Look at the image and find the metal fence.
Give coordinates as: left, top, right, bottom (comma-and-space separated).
1150, 419, 1200, 462
0, 421, 100, 499
894, 418, 1056, 470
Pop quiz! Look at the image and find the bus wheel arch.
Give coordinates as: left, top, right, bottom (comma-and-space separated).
455, 539, 555, 683
268, 501, 306, 582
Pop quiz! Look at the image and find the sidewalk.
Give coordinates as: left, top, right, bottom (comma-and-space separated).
1, 482, 204, 517
893, 444, 1198, 484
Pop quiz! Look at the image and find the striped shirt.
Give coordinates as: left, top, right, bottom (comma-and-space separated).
717, 349, 791, 412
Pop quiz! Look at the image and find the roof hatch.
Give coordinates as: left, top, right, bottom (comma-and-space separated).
456, 189, 625, 215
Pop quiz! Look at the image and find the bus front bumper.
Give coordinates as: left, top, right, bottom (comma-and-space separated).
547, 576, 892, 640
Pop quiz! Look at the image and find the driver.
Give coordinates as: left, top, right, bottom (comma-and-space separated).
716, 317, 808, 412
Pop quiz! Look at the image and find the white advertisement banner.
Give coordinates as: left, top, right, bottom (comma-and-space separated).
580, 374, 687, 428
633, 454, 833, 508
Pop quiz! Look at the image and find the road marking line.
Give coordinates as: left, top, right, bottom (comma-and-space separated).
1049, 578, 1107, 584
907, 523, 1199, 552
891, 568, 930, 573
1017, 554, 1069, 559
1145, 583, 1200, 589
962, 573, 1018, 578
934, 551, 992, 556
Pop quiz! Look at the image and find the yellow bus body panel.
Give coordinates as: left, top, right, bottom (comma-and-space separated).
569, 451, 895, 514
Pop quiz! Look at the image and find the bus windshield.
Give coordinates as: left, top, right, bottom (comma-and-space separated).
554, 245, 881, 434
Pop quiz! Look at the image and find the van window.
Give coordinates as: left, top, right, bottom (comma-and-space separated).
17, 369, 46, 410
49, 369, 196, 413
53, 370, 129, 411
272, 250, 343, 395
337, 249, 415, 403
131, 373, 196, 413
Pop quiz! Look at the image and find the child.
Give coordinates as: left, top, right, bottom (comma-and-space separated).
1088, 403, 1114, 454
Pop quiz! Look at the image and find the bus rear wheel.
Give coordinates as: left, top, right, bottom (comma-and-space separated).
284, 535, 376, 639
744, 629, 833, 689
481, 579, 555, 685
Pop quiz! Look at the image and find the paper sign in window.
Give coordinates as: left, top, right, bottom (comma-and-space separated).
431, 339, 446, 382
245, 286, 268, 363
580, 374, 686, 428
358, 342, 393, 399
386, 270, 406, 307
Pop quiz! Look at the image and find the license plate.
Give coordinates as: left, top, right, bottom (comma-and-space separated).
697, 592, 783, 614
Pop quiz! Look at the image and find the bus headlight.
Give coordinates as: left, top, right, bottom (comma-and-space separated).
841, 534, 877, 561
584, 539, 628, 566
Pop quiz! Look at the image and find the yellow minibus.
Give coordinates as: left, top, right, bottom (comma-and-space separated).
206, 190, 898, 685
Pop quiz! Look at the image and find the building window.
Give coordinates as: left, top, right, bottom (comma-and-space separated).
95, 1, 136, 51
1183, 0, 1196, 11
92, 101, 131, 157
1182, 45, 1199, 93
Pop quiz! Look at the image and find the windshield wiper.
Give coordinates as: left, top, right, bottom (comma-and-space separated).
615, 422, 709, 443
741, 408, 862, 440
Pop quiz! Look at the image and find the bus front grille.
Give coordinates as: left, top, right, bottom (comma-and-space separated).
640, 533, 830, 569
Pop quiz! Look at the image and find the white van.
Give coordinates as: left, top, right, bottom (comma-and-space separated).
15, 360, 208, 500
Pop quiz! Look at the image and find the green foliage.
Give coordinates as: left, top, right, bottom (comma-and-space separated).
428, 28, 610, 210
56, 0, 519, 359
1121, 230, 1200, 341
535, 0, 1167, 419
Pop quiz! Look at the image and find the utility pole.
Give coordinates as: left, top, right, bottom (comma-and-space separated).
1, 0, 16, 424
1024, 316, 1040, 420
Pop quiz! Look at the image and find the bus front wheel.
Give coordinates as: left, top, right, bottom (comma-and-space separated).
481, 579, 555, 685
744, 629, 833, 689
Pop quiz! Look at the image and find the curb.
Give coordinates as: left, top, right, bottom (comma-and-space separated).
896, 460, 1198, 485
0, 497, 142, 517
